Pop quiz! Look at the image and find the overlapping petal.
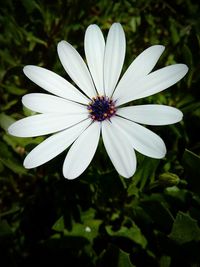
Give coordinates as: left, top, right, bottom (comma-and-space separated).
84, 24, 105, 95
57, 41, 96, 98
117, 104, 183, 125
111, 116, 166, 159
24, 119, 92, 168
115, 64, 188, 106
63, 122, 100, 179
113, 45, 165, 99
102, 120, 136, 178
104, 23, 126, 97
23, 66, 89, 104
22, 93, 87, 114
8, 113, 88, 137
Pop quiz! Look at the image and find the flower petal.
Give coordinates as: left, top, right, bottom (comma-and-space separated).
57, 41, 96, 98
84, 24, 105, 95
24, 119, 92, 168
23, 66, 89, 104
63, 122, 100, 179
112, 116, 166, 159
115, 64, 188, 106
22, 93, 87, 114
8, 113, 88, 137
117, 104, 183, 125
104, 23, 126, 97
101, 120, 136, 178
113, 45, 165, 99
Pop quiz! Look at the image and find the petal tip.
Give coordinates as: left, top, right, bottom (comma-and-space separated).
23, 159, 32, 169
178, 109, 183, 121
148, 45, 165, 58
86, 24, 99, 31
175, 64, 189, 80
156, 44, 165, 52
160, 148, 167, 159
63, 171, 79, 180
23, 65, 30, 75
24, 154, 41, 169
21, 98, 26, 107
23, 65, 37, 77
57, 40, 67, 51
122, 172, 135, 179
177, 63, 189, 74
113, 22, 122, 26
23, 66, 27, 73
110, 22, 123, 31
183, 64, 189, 74
152, 150, 166, 160
7, 125, 12, 135
7, 124, 15, 136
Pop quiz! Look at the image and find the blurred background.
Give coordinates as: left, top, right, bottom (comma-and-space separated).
0, 0, 200, 266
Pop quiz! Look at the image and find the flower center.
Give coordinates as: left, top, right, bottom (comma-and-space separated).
87, 96, 116, 121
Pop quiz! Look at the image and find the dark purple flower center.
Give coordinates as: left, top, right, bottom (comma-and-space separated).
87, 96, 116, 121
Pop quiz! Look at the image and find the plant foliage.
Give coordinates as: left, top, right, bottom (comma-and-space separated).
0, 0, 200, 266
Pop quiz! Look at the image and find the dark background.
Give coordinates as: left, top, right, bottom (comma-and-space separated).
0, 0, 200, 266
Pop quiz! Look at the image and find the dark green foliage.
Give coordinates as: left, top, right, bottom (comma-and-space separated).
0, 0, 200, 266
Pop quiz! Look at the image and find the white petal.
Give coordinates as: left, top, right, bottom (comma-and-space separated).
23, 66, 89, 104
63, 122, 100, 179
113, 45, 165, 99
101, 120, 136, 178
24, 119, 92, 168
104, 23, 126, 97
117, 105, 183, 125
115, 64, 188, 106
57, 41, 96, 98
84, 24, 105, 95
112, 116, 166, 159
22, 93, 87, 114
8, 113, 88, 137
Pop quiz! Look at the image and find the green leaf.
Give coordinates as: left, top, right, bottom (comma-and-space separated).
3, 133, 44, 149
183, 44, 193, 67
159, 255, 171, 267
129, 16, 141, 32
169, 211, 200, 244
118, 249, 135, 267
3, 84, 27, 96
0, 141, 27, 174
98, 244, 135, 267
106, 224, 147, 249
0, 206, 20, 217
164, 186, 188, 203
25, 31, 47, 50
0, 113, 15, 131
0, 156, 27, 175
0, 161, 4, 173
140, 194, 174, 232
169, 18, 180, 45
1, 100, 18, 111
182, 149, 200, 193
21, 0, 39, 13
63, 220, 102, 243
128, 156, 159, 194
0, 220, 13, 237
53, 209, 102, 243
52, 216, 65, 232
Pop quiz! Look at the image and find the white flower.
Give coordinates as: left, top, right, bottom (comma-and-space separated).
8, 23, 188, 179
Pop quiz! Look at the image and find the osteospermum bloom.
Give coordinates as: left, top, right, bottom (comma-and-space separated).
8, 23, 188, 179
